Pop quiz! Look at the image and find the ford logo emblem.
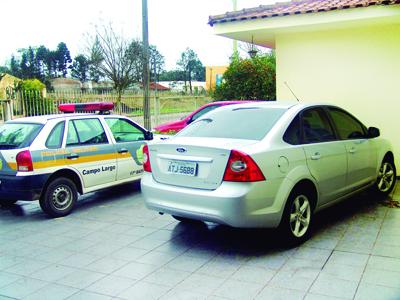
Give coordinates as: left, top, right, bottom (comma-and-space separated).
176, 147, 186, 153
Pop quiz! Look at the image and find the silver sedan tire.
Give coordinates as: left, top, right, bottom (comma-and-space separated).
375, 158, 396, 197
279, 187, 313, 246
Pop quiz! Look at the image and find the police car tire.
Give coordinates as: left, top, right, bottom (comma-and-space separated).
40, 177, 78, 217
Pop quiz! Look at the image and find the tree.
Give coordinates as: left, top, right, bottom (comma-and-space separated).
87, 23, 139, 106
16, 47, 37, 79
44, 50, 57, 78
9, 55, 21, 78
71, 54, 89, 82
55, 42, 72, 77
159, 69, 185, 81
34, 45, 49, 81
87, 36, 104, 82
126, 39, 144, 83
149, 46, 165, 82
213, 51, 276, 101
0, 66, 9, 74
192, 59, 205, 81
19, 51, 30, 79
177, 48, 204, 94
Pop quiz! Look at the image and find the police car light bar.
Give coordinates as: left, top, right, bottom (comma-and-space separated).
58, 102, 114, 113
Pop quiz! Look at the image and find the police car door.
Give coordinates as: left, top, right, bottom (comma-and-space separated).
104, 118, 146, 180
65, 118, 117, 188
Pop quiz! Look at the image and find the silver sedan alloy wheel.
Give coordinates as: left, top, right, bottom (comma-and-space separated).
378, 162, 395, 193
52, 185, 73, 210
290, 195, 311, 238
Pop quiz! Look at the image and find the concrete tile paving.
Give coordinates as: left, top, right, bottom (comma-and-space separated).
0, 181, 399, 299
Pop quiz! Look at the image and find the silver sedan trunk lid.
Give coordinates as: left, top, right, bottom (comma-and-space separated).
148, 137, 257, 190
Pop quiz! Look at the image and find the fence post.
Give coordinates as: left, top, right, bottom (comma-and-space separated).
154, 95, 160, 127
2, 100, 12, 121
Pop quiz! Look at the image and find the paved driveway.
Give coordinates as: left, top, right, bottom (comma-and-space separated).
0, 182, 399, 300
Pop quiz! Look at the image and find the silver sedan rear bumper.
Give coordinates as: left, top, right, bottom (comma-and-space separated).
141, 173, 284, 228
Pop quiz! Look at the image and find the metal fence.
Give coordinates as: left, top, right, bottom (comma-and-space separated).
2, 89, 211, 129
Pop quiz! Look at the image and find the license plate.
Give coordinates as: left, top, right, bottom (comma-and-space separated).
167, 160, 197, 176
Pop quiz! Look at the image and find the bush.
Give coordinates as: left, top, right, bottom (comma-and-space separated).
19, 79, 46, 92
17, 79, 54, 116
213, 52, 276, 101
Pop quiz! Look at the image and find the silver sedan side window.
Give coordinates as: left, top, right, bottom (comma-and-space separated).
301, 108, 336, 144
327, 108, 367, 140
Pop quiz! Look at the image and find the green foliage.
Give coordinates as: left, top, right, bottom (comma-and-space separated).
10, 55, 20, 78
71, 54, 89, 82
149, 45, 165, 82
213, 52, 276, 101
55, 42, 72, 77
159, 69, 185, 81
0, 68, 8, 77
17, 79, 53, 116
18, 79, 46, 92
6, 43, 72, 84
177, 48, 205, 94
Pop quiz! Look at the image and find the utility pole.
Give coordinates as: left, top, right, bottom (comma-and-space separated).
232, 0, 238, 54
142, 0, 151, 129
153, 60, 159, 126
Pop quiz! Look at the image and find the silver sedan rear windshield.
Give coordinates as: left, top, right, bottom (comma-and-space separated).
0, 123, 43, 149
177, 107, 286, 140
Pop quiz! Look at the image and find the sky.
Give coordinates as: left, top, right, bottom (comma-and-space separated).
1, 0, 280, 70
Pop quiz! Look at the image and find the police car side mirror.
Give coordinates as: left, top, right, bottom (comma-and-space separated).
144, 131, 153, 140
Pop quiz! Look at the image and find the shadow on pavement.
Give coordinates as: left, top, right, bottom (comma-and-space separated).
168, 190, 384, 253
0, 180, 142, 219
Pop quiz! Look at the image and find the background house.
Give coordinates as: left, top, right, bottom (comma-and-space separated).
209, 0, 400, 166
50, 78, 81, 91
0, 73, 21, 99
206, 66, 228, 90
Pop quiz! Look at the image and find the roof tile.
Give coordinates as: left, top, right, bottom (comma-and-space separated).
209, 0, 400, 25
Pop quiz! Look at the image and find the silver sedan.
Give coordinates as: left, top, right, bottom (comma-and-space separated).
141, 102, 396, 244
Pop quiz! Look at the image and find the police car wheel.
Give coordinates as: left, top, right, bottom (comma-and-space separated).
40, 177, 78, 217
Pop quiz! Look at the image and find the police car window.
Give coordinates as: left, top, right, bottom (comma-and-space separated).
66, 122, 79, 146
67, 119, 108, 146
0, 123, 43, 149
46, 121, 65, 149
105, 118, 144, 142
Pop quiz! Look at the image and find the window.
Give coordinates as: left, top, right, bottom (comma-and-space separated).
66, 119, 108, 146
190, 105, 220, 123
0, 123, 43, 149
178, 107, 286, 141
327, 108, 367, 140
46, 121, 65, 149
105, 118, 144, 142
301, 108, 336, 144
283, 115, 301, 145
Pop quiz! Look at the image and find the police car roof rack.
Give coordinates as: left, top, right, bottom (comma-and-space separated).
58, 102, 114, 114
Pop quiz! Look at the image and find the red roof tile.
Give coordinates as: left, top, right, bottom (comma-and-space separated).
209, 0, 400, 25
149, 82, 170, 91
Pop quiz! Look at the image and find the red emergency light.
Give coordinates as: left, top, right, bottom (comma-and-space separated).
58, 102, 114, 113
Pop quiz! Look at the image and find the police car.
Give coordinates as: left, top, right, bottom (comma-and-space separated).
0, 102, 153, 217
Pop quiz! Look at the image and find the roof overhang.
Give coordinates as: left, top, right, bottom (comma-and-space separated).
211, 5, 400, 48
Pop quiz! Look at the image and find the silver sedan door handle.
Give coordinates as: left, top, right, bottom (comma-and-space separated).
311, 152, 321, 160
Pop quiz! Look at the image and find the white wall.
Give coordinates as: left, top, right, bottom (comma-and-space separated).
276, 23, 400, 167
